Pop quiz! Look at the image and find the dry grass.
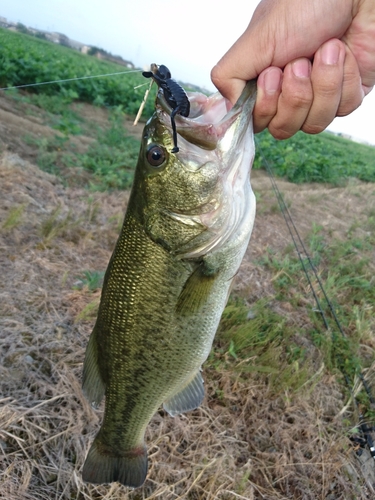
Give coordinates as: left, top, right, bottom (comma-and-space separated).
1, 152, 375, 499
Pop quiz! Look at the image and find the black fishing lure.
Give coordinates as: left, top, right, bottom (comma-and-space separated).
143, 64, 190, 153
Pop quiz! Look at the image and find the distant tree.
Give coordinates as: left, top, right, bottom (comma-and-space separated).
58, 34, 71, 47
34, 32, 47, 40
88, 46, 101, 56
16, 23, 31, 35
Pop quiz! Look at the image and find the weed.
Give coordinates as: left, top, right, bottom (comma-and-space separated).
84, 197, 101, 224
24, 135, 71, 176
40, 206, 83, 243
23, 108, 140, 190
1, 204, 25, 230
73, 110, 140, 190
74, 297, 100, 322
258, 250, 303, 299
211, 298, 313, 395
73, 270, 105, 291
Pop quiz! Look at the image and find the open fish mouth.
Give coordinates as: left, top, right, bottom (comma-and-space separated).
155, 81, 257, 259
156, 86, 256, 152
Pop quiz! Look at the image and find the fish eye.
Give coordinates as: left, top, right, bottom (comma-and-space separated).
146, 145, 166, 167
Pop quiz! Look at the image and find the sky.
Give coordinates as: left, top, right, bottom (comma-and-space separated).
1, 0, 374, 145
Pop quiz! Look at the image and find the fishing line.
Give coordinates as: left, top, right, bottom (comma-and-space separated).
0, 69, 143, 92
256, 139, 375, 462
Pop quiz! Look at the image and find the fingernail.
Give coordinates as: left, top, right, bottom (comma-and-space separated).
292, 59, 311, 78
264, 68, 281, 94
322, 42, 340, 65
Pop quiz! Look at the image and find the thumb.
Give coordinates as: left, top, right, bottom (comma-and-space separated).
211, 0, 280, 103
211, 33, 268, 104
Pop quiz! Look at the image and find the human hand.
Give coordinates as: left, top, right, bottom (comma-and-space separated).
211, 0, 375, 139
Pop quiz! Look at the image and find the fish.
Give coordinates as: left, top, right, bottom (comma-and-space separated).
81, 68, 257, 488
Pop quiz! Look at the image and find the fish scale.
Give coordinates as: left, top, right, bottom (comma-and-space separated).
81, 75, 257, 488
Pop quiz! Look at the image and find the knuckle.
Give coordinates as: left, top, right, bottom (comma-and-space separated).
253, 122, 267, 134
314, 80, 341, 99
254, 105, 275, 121
337, 96, 362, 116
302, 122, 326, 135
253, 112, 272, 133
268, 124, 294, 140
337, 78, 363, 116
283, 91, 312, 111
210, 66, 223, 89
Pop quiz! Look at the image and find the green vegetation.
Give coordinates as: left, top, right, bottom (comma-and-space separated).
214, 222, 375, 419
39, 206, 84, 243
15, 95, 141, 190
75, 109, 140, 190
255, 129, 375, 185
74, 270, 105, 291
1, 204, 26, 230
211, 298, 314, 395
0, 27, 155, 115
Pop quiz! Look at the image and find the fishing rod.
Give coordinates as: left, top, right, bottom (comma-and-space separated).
256, 140, 375, 463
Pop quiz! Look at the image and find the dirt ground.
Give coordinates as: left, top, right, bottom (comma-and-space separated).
1, 91, 375, 499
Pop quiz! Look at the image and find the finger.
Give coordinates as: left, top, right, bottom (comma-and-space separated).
301, 39, 345, 134
211, 35, 264, 104
253, 67, 282, 133
336, 46, 364, 116
210, 68, 246, 106
210, 5, 276, 104
267, 58, 313, 140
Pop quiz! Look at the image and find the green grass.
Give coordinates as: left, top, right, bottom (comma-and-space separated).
22, 105, 141, 190
73, 270, 105, 291
255, 129, 375, 184
1, 204, 26, 230
39, 206, 85, 244
248, 223, 375, 416
74, 110, 140, 190
210, 298, 314, 396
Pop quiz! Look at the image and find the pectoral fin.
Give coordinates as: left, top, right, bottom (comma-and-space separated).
163, 370, 205, 417
176, 264, 216, 314
82, 328, 106, 408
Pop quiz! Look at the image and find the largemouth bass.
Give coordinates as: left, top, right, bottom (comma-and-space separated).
82, 71, 257, 488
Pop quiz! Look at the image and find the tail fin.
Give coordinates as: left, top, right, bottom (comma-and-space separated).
82, 437, 148, 488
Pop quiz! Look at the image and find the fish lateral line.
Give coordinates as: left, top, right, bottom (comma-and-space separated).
142, 63, 190, 153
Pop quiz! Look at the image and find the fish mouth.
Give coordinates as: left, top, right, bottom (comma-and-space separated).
156, 81, 257, 259
156, 81, 256, 152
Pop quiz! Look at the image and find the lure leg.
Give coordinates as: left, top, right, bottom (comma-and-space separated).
170, 107, 180, 153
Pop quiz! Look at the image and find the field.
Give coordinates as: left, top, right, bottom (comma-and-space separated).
1, 28, 375, 499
